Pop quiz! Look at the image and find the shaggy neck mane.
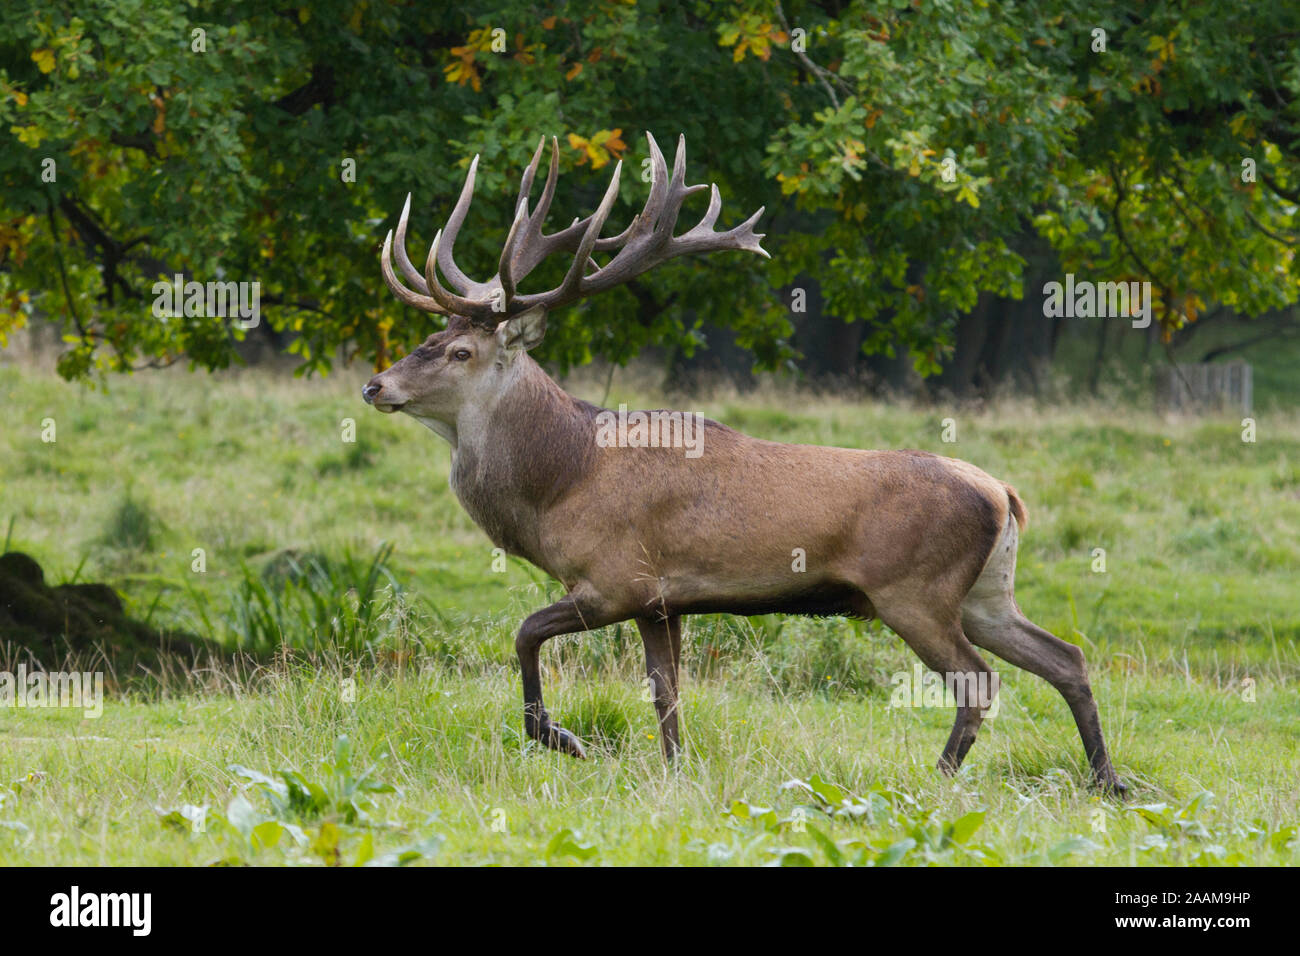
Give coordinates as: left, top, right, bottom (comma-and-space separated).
449, 355, 600, 565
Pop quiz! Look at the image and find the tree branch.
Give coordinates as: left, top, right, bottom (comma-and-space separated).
271, 63, 336, 115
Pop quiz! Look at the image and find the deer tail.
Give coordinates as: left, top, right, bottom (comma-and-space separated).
1004, 482, 1028, 531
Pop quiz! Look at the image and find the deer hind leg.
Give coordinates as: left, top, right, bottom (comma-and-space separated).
878, 602, 999, 775
961, 522, 1127, 795
636, 615, 682, 761
516, 592, 616, 759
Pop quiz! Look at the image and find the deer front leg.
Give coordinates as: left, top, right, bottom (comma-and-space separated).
636, 615, 682, 761
515, 595, 606, 758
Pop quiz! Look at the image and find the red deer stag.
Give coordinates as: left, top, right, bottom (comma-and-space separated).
363, 132, 1126, 794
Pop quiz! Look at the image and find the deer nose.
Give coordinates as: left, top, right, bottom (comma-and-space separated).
362, 381, 382, 404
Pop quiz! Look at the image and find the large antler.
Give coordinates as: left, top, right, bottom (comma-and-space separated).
380, 132, 768, 327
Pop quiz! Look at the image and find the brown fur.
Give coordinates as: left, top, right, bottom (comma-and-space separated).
362, 319, 1123, 793
1004, 483, 1029, 531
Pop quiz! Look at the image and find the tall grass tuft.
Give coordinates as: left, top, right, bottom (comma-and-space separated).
189, 542, 414, 657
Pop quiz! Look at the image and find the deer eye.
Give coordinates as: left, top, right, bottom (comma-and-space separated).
451, 348, 472, 362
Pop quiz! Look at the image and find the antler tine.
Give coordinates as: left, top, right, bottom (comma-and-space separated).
659, 133, 710, 235
624, 130, 671, 246
381, 228, 447, 313
393, 194, 432, 293
436, 156, 482, 294
516, 137, 546, 218
563, 160, 624, 297
698, 182, 723, 231
508, 137, 591, 282
504, 137, 561, 282
498, 204, 528, 306
676, 188, 770, 257
425, 229, 493, 319
531, 136, 561, 232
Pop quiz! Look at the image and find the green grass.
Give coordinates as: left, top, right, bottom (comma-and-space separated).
0, 361, 1298, 865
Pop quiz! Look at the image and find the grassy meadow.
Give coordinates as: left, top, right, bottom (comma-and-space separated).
0, 356, 1298, 866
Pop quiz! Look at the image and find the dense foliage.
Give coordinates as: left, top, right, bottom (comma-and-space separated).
1, 0, 1297, 381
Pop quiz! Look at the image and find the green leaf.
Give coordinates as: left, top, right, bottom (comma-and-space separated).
807, 774, 848, 806
948, 810, 986, 845
874, 838, 916, 866
544, 828, 600, 862
805, 826, 844, 866
1048, 836, 1101, 863
773, 847, 817, 866
225, 795, 260, 838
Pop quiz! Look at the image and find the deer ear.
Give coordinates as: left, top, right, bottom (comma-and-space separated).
496, 305, 547, 351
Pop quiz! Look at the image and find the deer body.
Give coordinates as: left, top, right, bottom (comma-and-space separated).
423, 350, 999, 618
364, 133, 1125, 793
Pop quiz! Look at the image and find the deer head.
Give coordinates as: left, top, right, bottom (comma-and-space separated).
362, 132, 768, 429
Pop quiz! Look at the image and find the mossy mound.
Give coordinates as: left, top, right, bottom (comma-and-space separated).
0, 551, 204, 667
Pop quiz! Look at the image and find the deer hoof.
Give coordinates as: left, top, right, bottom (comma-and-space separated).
546, 724, 587, 759
1097, 773, 1129, 799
